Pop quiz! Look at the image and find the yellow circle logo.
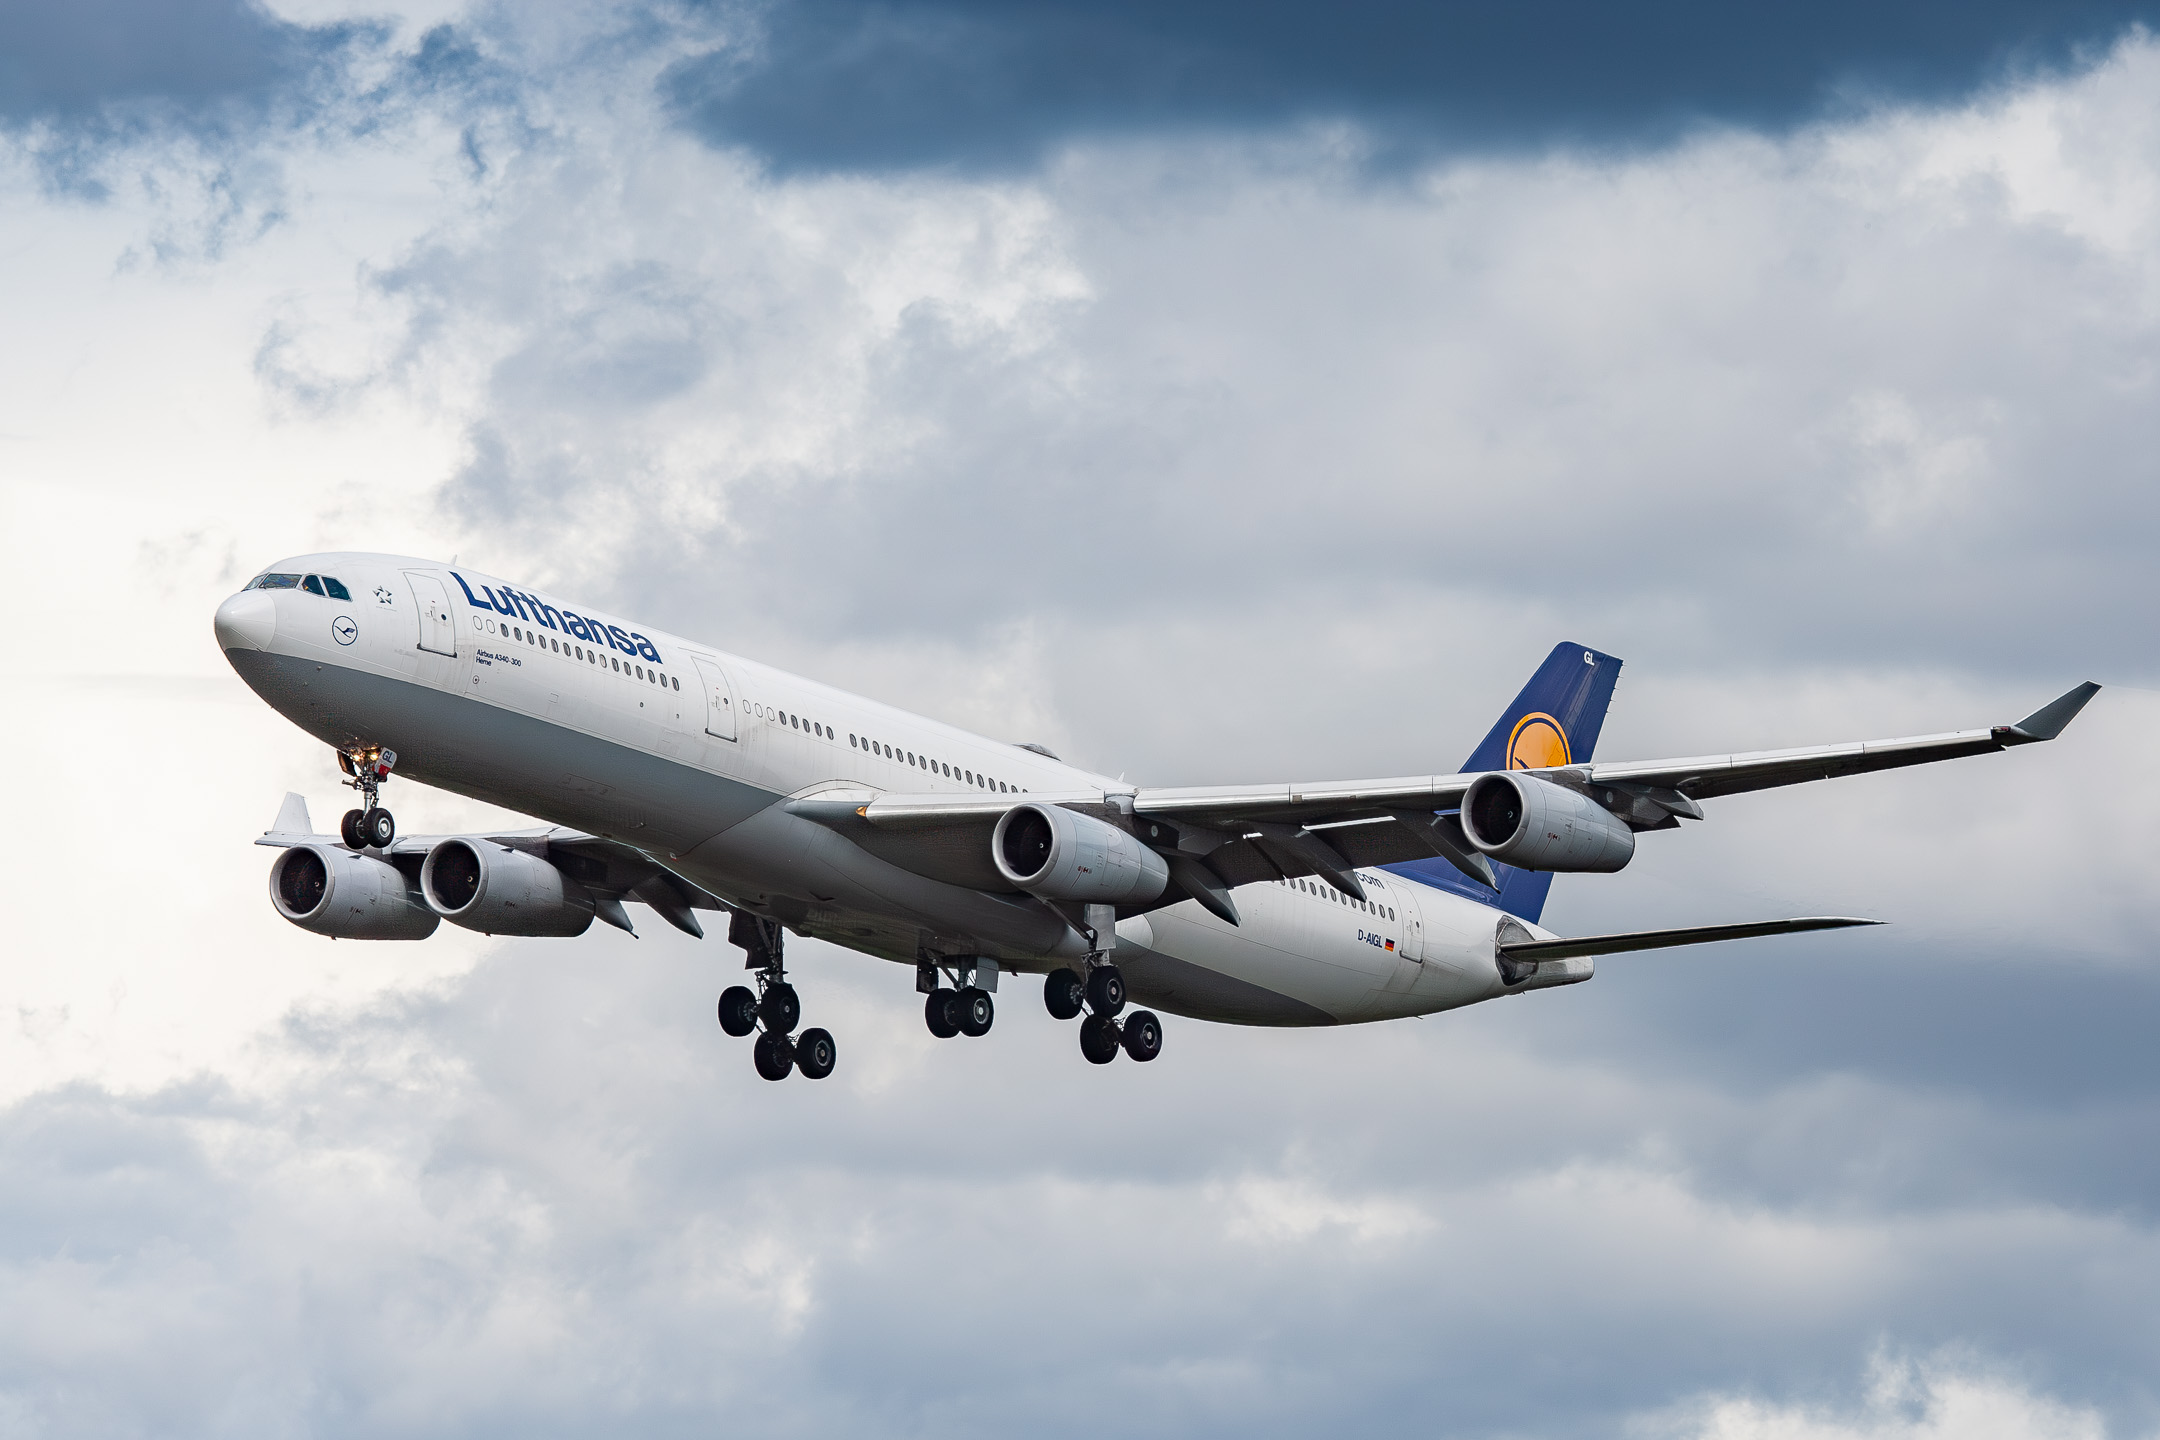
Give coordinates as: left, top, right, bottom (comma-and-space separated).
1506, 713, 1571, 770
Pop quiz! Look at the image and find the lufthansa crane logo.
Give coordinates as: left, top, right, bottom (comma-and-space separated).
1506, 712, 1570, 769
332, 616, 358, 646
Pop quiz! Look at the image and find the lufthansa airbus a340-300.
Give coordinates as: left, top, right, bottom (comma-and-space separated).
215, 553, 2099, 1082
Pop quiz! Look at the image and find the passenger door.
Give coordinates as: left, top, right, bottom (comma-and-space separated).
404, 572, 459, 657
692, 655, 739, 741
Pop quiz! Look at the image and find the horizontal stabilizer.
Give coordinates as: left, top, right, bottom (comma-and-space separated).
1498, 916, 1882, 962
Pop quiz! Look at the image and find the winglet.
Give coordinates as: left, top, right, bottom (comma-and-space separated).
2002, 682, 2101, 744
269, 792, 312, 837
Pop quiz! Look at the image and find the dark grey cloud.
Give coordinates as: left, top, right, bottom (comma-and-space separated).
0, 0, 521, 230
668, 0, 2160, 174
0, 0, 357, 122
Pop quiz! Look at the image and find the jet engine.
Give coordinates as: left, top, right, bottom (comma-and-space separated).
420, 838, 596, 937
269, 843, 439, 940
1460, 772, 1636, 873
992, 803, 1170, 904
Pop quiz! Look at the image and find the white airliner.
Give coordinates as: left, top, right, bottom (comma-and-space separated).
215, 553, 2099, 1082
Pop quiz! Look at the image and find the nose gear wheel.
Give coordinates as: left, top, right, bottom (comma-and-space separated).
334, 745, 398, 850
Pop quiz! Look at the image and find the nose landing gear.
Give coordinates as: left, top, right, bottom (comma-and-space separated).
717, 910, 834, 1082
335, 746, 399, 850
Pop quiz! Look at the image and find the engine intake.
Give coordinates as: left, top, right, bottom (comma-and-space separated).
269, 844, 439, 940
992, 804, 1169, 904
1460, 772, 1635, 873
420, 839, 596, 937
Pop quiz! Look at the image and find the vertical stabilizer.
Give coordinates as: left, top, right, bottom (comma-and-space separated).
1385, 643, 1622, 924
269, 792, 313, 837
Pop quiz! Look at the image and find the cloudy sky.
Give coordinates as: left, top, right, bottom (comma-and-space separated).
4, 0, 2159, 1434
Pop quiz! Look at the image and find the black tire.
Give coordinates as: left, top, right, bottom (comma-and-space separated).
1084, 964, 1126, 1017
1044, 968, 1085, 1020
340, 809, 367, 849
957, 987, 994, 1037
758, 982, 801, 1034
717, 985, 758, 1037
795, 1027, 836, 1079
1121, 1009, 1163, 1062
753, 1031, 796, 1080
362, 807, 396, 848
1079, 1014, 1122, 1065
924, 990, 962, 1039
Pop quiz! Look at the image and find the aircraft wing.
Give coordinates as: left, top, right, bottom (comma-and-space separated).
254, 796, 728, 936
1574, 681, 2101, 802
1125, 682, 2101, 893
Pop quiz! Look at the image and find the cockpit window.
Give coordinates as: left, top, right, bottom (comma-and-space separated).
301, 575, 324, 596
321, 577, 351, 600
248, 574, 301, 590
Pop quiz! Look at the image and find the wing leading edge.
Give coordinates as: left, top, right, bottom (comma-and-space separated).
785, 682, 2099, 914
1123, 682, 2101, 891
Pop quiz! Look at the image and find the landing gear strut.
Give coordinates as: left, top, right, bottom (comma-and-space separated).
1044, 904, 1163, 1067
717, 910, 834, 1081
336, 746, 398, 850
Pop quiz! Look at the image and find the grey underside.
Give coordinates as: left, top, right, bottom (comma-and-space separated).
1114, 946, 1336, 1026
229, 650, 1342, 1027
226, 650, 775, 855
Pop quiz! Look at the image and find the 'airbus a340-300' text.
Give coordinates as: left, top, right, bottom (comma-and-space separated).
215, 554, 2099, 1082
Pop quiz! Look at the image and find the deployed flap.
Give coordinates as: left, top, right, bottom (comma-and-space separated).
1498, 916, 1882, 963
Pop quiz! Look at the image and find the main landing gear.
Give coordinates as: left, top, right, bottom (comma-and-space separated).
919, 957, 997, 1041
717, 911, 834, 1082
1043, 906, 1162, 1066
335, 746, 399, 850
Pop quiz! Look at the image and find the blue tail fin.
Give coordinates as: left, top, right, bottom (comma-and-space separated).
1383, 642, 1622, 925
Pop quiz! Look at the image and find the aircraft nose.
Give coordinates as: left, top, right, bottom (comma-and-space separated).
214, 590, 277, 651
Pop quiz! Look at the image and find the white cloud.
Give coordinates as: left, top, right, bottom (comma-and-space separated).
1638, 1354, 2116, 1440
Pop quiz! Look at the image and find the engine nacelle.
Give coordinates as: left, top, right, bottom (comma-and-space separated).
1460, 772, 1636, 873
992, 803, 1170, 904
269, 844, 439, 940
420, 838, 596, 937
